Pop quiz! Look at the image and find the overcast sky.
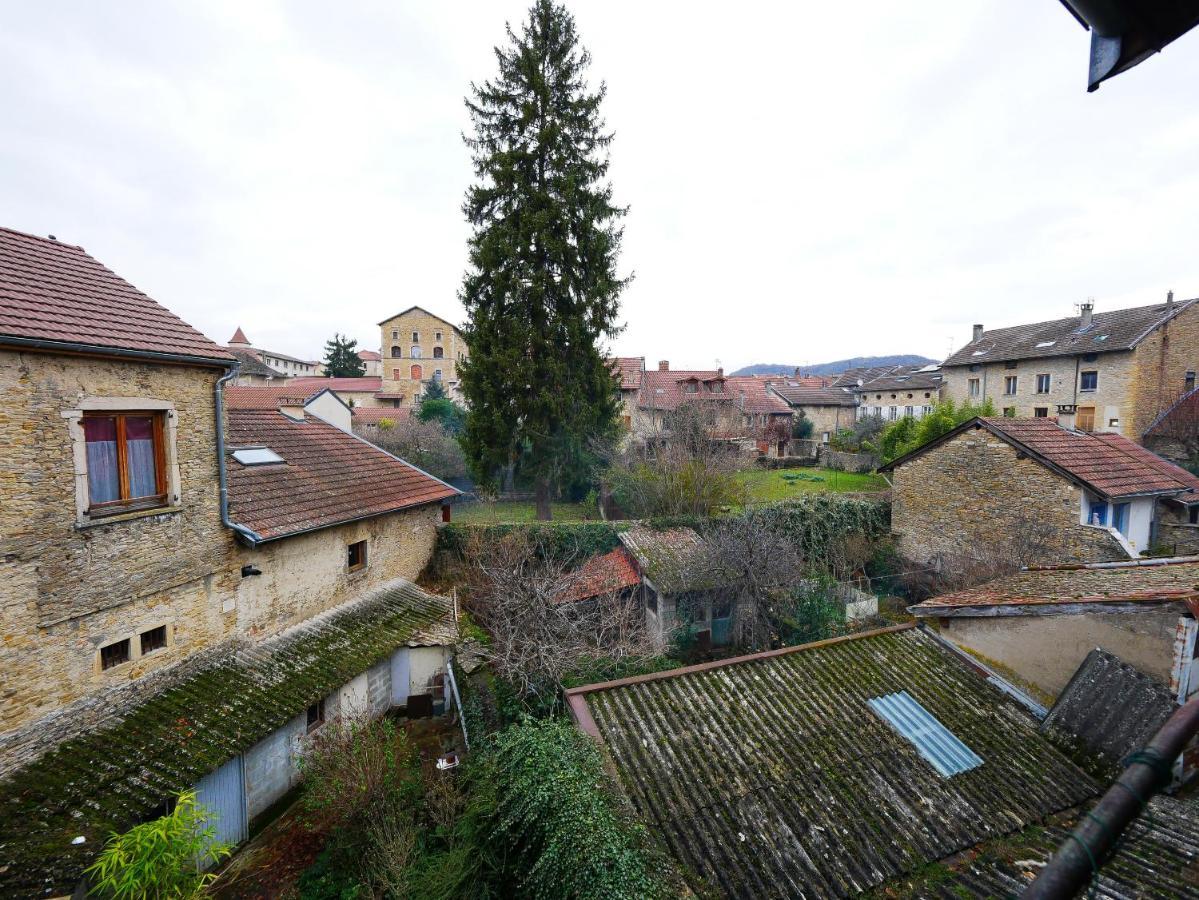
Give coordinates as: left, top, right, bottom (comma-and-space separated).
4, 2, 1199, 372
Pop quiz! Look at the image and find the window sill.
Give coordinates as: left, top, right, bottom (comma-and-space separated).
77, 505, 182, 529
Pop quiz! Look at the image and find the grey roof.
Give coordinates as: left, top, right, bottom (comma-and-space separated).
885, 795, 1199, 899
229, 348, 285, 378
829, 365, 900, 387
617, 526, 721, 594
944, 299, 1197, 367
568, 624, 1098, 898
770, 383, 858, 407
0, 581, 453, 896
853, 366, 942, 393
1041, 648, 1178, 769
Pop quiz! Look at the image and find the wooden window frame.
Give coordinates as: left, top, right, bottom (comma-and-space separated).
83, 411, 169, 517
100, 638, 131, 671
1003, 375, 1017, 395
348, 540, 368, 572
306, 699, 326, 734
1080, 370, 1099, 392
1036, 374, 1051, 394
140, 624, 168, 656
1076, 406, 1096, 432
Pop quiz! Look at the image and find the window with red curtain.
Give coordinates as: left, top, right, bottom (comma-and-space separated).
410, 364, 423, 380
82, 412, 166, 514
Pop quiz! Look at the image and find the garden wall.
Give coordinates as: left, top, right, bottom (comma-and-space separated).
821, 449, 880, 473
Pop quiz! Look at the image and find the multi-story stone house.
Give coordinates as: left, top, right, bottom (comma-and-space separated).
880, 416, 1199, 568
0, 228, 459, 895
378, 305, 469, 406
227, 326, 320, 376
358, 348, 383, 376
852, 365, 943, 422
941, 295, 1199, 440
770, 381, 858, 443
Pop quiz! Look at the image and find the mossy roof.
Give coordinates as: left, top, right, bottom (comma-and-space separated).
0, 581, 452, 897
569, 625, 1100, 898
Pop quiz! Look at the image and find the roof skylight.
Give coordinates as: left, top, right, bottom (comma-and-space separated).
868, 691, 982, 777
232, 447, 284, 466
971, 351, 986, 357
1036, 341, 1056, 348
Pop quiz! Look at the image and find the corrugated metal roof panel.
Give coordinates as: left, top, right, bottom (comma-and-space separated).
868, 690, 983, 777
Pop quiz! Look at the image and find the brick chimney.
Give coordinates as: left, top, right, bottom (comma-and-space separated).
658, 360, 669, 371
972, 324, 984, 342
278, 397, 307, 421
1080, 299, 1094, 329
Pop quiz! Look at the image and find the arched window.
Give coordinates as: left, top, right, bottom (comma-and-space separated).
411, 365, 423, 380
390, 345, 401, 358
432, 346, 444, 359
411, 346, 422, 359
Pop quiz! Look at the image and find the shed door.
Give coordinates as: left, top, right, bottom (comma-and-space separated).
391, 647, 411, 705
193, 755, 248, 856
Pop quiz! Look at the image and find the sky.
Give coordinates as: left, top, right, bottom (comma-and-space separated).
4, 2, 1199, 374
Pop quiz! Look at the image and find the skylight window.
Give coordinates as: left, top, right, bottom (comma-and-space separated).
868, 691, 982, 777
971, 351, 985, 357
232, 447, 284, 466
1094, 335, 1108, 342
1036, 341, 1056, 348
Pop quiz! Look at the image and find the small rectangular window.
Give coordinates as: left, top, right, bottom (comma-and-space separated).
348, 540, 367, 572
1034, 407, 1049, 418
140, 625, 167, 655
1080, 370, 1098, 391
100, 639, 131, 670
306, 699, 325, 733
1189, 506, 1199, 525
435, 331, 443, 341
1004, 376, 1017, 395
411, 331, 419, 343
1003, 407, 1016, 417
968, 378, 980, 398
868, 691, 982, 777
1089, 500, 1108, 526
904, 406, 914, 417
1187, 372, 1197, 393
1036, 374, 1051, 394
1004, 360, 1017, 370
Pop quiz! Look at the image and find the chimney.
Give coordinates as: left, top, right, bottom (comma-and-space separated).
278, 397, 307, 421
1080, 299, 1094, 329
717, 367, 723, 377
972, 324, 984, 342
1167, 289, 1175, 309
658, 360, 669, 371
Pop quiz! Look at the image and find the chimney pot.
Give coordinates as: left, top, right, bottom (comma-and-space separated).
1167, 289, 1175, 308
972, 324, 984, 342
1080, 299, 1094, 329
658, 360, 669, 371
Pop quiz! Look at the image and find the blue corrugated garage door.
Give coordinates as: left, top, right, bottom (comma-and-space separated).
194, 754, 248, 857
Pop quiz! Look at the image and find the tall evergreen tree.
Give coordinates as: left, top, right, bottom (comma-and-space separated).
321, 333, 366, 377
459, 0, 627, 519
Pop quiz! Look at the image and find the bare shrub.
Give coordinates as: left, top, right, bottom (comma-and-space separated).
357, 416, 468, 481
460, 531, 659, 704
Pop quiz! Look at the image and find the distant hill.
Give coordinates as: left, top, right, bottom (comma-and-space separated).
731, 355, 938, 378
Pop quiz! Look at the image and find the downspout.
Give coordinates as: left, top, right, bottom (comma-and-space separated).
214, 366, 264, 546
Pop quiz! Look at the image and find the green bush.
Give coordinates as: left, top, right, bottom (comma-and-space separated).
872, 398, 997, 463
85, 790, 230, 900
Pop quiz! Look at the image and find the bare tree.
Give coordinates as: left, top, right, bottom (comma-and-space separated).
460, 532, 658, 704
605, 404, 748, 517
356, 416, 468, 481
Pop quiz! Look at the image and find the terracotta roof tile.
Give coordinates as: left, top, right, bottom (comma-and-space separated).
0, 226, 233, 362
352, 406, 412, 424
723, 376, 794, 414
911, 557, 1199, 612
556, 547, 642, 604
358, 350, 381, 361
944, 300, 1197, 367
289, 375, 383, 393
984, 417, 1199, 497
608, 356, 645, 390
225, 384, 329, 408
227, 406, 456, 541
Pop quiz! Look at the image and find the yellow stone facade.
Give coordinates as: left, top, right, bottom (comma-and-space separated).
378, 306, 468, 406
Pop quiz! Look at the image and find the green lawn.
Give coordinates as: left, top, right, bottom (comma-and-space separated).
452, 500, 594, 524
736, 467, 888, 503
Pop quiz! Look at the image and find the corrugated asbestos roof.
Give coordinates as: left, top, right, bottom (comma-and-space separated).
910, 557, 1199, 613
1041, 649, 1177, 768
0, 226, 233, 363
569, 625, 1097, 898
0, 582, 453, 897
943, 300, 1196, 367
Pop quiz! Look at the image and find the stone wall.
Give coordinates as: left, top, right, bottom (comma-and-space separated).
1158, 501, 1199, 556
940, 606, 1181, 698
890, 424, 1129, 567
380, 308, 467, 405
822, 449, 880, 473
793, 403, 856, 441
0, 350, 239, 734
234, 504, 442, 639
1129, 302, 1199, 439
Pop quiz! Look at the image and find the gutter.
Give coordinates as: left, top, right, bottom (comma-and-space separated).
2, 334, 234, 369
214, 365, 265, 546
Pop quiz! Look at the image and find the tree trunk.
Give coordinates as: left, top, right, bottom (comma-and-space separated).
535, 477, 553, 521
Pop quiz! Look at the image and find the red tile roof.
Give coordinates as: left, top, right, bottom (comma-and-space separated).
608, 356, 645, 390
225, 384, 331, 408
911, 558, 1199, 613
638, 369, 731, 410
985, 417, 1199, 498
556, 548, 642, 604
723, 376, 794, 414
0, 226, 233, 363
358, 350, 381, 361
227, 406, 457, 542
289, 375, 383, 393
352, 406, 412, 425
229, 326, 250, 344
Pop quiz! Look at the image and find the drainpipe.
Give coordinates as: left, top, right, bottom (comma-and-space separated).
1023, 694, 1199, 899
214, 366, 264, 546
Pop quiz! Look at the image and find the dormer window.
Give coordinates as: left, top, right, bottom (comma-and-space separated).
709, 381, 724, 394
683, 381, 699, 394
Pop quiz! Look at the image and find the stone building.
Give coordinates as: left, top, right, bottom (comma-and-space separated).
941, 295, 1199, 440
0, 229, 460, 895
880, 416, 1199, 567
910, 558, 1199, 705
378, 305, 469, 407
608, 356, 644, 431
227, 326, 320, 377
358, 348, 382, 376
769, 382, 858, 443
852, 365, 943, 422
